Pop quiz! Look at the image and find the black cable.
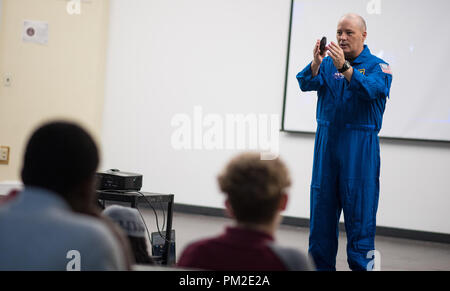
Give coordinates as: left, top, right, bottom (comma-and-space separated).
98, 190, 153, 245
135, 205, 153, 245
137, 191, 171, 243
98, 189, 167, 243
97, 189, 158, 246
160, 198, 166, 231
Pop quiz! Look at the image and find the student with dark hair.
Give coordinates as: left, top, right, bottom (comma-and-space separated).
103, 205, 154, 265
177, 152, 315, 271
0, 121, 131, 270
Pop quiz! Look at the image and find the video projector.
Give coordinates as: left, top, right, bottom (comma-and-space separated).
96, 169, 142, 191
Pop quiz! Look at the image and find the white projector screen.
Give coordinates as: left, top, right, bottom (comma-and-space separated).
283, 0, 450, 142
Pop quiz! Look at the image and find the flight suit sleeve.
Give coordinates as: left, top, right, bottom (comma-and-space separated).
296, 62, 325, 92
348, 62, 393, 101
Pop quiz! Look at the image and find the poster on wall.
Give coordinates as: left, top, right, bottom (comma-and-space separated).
22, 20, 48, 45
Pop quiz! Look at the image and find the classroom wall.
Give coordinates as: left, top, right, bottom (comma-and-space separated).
102, 0, 450, 234
0, 0, 109, 181
0, 0, 448, 235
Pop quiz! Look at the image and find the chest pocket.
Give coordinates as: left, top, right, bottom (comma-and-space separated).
321, 62, 344, 102
331, 70, 348, 105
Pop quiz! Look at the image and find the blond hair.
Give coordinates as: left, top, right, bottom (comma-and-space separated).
218, 152, 291, 224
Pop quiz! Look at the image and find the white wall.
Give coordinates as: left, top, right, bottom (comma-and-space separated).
102, 0, 450, 234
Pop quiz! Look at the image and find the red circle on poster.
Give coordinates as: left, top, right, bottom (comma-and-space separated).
26, 27, 35, 37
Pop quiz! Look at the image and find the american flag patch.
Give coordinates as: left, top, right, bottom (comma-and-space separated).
380, 63, 392, 75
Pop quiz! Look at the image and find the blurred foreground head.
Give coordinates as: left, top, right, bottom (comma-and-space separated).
21, 121, 99, 202
103, 205, 154, 265
218, 152, 291, 225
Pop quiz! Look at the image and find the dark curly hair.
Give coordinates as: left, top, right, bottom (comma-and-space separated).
21, 121, 99, 197
218, 152, 291, 224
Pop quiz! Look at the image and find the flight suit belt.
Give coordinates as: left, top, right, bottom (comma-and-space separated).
316, 119, 380, 132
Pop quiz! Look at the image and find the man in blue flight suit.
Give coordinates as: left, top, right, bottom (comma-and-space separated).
297, 13, 392, 271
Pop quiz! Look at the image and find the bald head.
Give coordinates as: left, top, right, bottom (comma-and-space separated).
339, 13, 367, 32
336, 13, 367, 59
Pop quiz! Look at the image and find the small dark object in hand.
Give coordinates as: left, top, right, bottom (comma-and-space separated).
320, 36, 327, 55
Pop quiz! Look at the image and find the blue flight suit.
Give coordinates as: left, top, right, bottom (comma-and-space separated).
297, 45, 392, 271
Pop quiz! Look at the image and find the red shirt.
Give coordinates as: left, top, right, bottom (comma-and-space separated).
0, 190, 19, 206
177, 226, 287, 271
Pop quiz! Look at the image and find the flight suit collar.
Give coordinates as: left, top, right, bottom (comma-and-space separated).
349, 45, 371, 65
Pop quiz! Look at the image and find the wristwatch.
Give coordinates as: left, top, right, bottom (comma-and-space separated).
338, 60, 351, 73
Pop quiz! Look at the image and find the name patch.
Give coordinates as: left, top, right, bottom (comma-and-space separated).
333, 72, 344, 80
